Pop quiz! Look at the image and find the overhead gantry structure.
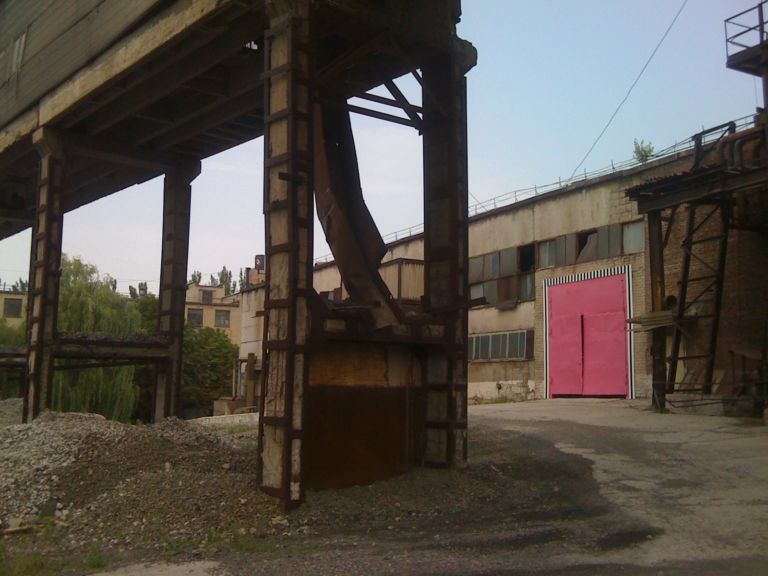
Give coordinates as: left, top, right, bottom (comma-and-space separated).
627, 2, 768, 413
0, 0, 475, 508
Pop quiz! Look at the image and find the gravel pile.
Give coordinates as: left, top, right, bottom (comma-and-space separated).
0, 410, 127, 528
0, 397, 22, 427
0, 409, 277, 551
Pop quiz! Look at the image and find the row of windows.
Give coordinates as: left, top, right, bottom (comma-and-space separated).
2, 298, 22, 318
187, 308, 230, 328
469, 330, 533, 361
469, 221, 644, 308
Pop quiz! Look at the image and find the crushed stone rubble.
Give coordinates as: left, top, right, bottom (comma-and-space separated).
0, 398, 276, 553
0, 407, 127, 528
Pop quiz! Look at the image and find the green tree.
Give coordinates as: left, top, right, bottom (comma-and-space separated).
190, 270, 202, 284
129, 293, 159, 422
53, 256, 142, 421
128, 285, 138, 300
11, 278, 28, 292
218, 266, 233, 295
0, 319, 25, 399
633, 138, 655, 163
181, 326, 237, 416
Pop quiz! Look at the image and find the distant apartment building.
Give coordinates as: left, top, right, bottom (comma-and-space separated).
0, 288, 26, 329
185, 282, 240, 345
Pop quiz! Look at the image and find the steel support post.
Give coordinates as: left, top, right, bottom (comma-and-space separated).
421, 50, 469, 467
647, 210, 667, 411
703, 199, 730, 392
668, 205, 696, 388
154, 162, 199, 422
258, 10, 314, 508
25, 128, 65, 421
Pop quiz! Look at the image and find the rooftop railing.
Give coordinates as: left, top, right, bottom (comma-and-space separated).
313, 113, 756, 265
725, 1, 768, 57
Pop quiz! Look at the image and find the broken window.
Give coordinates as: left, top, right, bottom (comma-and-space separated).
483, 280, 498, 306
468, 256, 484, 284
623, 220, 645, 254
2, 298, 22, 318
202, 290, 213, 305
538, 240, 556, 269
470, 283, 485, 303
499, 247, 517, 276
576, 229, 598, 263
518, 243, 535, 273
214, 310, 230, 328
497, 276, 518, 308
187, 308, 203, 326
484, 252, 500, 280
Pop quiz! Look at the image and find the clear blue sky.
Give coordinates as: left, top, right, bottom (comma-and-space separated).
0, 0, 759, 294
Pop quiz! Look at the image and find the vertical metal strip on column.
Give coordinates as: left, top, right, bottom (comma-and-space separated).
258, 13, 313, 509
25, 129, 65, 421
647, 210, 667, 411
422, 48, 469, 468
155, 162, 198, 422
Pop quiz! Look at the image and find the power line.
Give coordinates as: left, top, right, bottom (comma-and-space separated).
568, 0, 689, 181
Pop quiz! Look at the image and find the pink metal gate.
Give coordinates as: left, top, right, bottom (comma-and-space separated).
548, 274, 629, 397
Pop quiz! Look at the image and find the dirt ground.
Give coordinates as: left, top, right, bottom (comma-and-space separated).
1, 398, 766, 575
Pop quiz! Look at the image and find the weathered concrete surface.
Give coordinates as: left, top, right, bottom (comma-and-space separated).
93, 561, 220, 576
475, 398, 768, 569
93, 399, 767, 575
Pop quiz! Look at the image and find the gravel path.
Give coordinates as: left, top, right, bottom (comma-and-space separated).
2, 399, 765, 575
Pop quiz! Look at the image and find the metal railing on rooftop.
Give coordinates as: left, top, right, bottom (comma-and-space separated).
313, 113, 757, 265
725, 1, 768, 57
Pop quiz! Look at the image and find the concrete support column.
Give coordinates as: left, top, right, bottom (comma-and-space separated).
421, 50, 469, 467
258, 7, 314, 509
155, 162, 199, 422
25, 128, 65, 422
647, 210, 667, 411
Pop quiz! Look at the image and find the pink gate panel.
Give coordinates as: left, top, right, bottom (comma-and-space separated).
548, 274, 628, 397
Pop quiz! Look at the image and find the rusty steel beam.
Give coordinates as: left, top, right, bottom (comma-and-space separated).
647, 210, 667, 411
154, 161, 199, 421
314, 100, 401, 328
258, 10, 314, 509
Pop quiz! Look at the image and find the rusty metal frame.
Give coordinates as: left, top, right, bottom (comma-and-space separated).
421, 47, 469, 468
667, 198, 731, 393
21, 127, 198, 423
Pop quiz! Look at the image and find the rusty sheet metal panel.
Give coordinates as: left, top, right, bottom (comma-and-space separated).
399, 260, 424, 301
0, 0, 165, 127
